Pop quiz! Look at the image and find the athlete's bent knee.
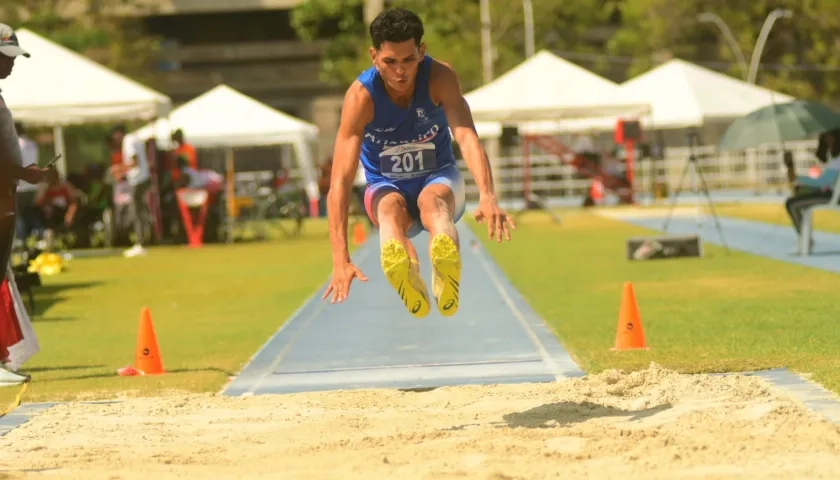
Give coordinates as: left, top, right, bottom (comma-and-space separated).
418, 185, 456, 216
375, 192, 412, 231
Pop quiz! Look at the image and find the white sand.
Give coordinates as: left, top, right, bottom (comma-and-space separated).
2, 363, 840, 479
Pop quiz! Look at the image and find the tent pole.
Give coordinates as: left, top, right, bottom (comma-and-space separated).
52, 126, 67, 179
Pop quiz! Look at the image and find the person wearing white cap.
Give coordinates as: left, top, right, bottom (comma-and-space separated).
0, 23, 50, 386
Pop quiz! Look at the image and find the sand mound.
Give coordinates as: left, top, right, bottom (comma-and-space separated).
2, 363, 840, 479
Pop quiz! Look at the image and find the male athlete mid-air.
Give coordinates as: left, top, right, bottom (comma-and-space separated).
323, 8, 515, 318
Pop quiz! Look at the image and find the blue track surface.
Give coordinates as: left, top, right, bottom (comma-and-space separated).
616, 212, 840, 273
222, 223, 584, 396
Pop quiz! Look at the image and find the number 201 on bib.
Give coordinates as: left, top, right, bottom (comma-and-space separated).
379, 143, 438, 179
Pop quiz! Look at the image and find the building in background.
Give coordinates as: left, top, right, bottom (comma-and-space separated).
128, 0, 623, 163
132, 0, 345, 161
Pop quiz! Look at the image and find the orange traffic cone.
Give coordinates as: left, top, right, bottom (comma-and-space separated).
134, 307, 165, 375
352, 222, 366, 246
611, 282, 649, 351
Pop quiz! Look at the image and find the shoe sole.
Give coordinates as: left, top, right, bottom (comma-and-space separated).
0, 371, 29, 387
381, 239, 430, 318
431, 234, 461, 316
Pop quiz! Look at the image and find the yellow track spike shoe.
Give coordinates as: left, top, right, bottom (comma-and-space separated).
381, 239, 431, 318
430, 234, 461, 317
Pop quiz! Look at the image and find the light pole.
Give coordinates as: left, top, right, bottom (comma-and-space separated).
480, 0, 494, 82
364, 0, 384, 25
523, 0, 535, 58
746, 8, 793, 84
697, 12, 749, 80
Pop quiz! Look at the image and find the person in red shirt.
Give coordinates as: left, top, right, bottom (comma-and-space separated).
34, 169, 81, 232
171, 129, 197, 170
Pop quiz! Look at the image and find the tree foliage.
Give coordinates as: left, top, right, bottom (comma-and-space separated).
3, 0, 161, 86
290, 0, 614, 92
608, 0, 840, 104
292, 0, 840, 105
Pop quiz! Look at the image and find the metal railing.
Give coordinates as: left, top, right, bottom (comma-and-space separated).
202, 139, 820, 205
456, 139, 819, 203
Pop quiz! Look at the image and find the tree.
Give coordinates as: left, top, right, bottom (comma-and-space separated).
3, 0, 161, 87
607, 0, 840, 105
291, 0, 613, 92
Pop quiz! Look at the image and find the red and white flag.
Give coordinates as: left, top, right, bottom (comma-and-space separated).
0, 265, 39, 371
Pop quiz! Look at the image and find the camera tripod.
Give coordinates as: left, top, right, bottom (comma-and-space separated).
661, 133, 729, 252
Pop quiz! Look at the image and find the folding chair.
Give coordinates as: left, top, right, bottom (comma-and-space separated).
799, 173, 840, 255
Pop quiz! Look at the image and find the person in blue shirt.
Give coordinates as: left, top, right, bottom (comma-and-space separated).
322, 8, 514, 318
786, 129, 840, 239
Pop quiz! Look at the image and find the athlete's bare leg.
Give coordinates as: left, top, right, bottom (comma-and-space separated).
418, 184, 461, 316
418, 184, 459, 247
374, 191, 430, 318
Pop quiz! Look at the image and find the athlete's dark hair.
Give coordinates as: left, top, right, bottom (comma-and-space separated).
369, 8, 424, 50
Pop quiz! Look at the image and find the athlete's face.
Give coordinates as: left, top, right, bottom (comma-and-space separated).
370, 40, 426, 94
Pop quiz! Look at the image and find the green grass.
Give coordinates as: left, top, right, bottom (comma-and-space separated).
1, 220, 341, 404
5, 205, 840, 408
470, 209, 840, 394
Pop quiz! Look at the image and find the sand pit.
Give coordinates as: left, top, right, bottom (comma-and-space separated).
2, 363, 840, 479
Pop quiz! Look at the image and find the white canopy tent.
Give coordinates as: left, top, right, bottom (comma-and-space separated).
543, 58, 796, 133
131, 84, 321, 218
473, 121, 502, 139
463, 50, 650, 124
0, 28, 172, 176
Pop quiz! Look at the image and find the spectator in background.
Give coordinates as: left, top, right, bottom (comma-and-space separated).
784, 129, 840, 244
173, 155, 223, 193
109, 125, 150, 258
34, 168, 81, 235
13, 122, 43, 243
816, 128, 840, 165
171, 129, 197, 170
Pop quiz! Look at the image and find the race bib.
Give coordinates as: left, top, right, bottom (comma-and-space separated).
379, 143, 438, 179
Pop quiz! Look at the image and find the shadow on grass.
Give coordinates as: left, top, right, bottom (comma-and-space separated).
24, 364, 106, 373
27, 281, 105, 319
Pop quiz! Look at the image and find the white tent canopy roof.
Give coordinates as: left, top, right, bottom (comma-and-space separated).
463, 50, 650, 123
624, 58, 796, 128
545, 58, 797, 133
133, 84, 318, 148
1, 29, 171, 126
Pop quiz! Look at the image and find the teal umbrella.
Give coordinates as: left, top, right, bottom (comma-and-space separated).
718, 100, 840, 150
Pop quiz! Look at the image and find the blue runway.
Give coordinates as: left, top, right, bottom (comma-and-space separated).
615, 212, 840, 273
222, 223, 584, 396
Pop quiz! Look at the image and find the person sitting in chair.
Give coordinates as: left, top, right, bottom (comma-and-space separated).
34, 169, 82, 244
784, 129, 840, 242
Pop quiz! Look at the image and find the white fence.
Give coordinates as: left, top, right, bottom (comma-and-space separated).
455, 139, 819, 204
214, 138, 820, 206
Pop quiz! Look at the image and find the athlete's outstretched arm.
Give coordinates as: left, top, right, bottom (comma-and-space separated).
432, 61, 515, 242
323, 82, 373, 304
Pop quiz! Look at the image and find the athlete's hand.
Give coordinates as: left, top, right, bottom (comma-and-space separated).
474, 195, 515, 242
323, 262, 369, 304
